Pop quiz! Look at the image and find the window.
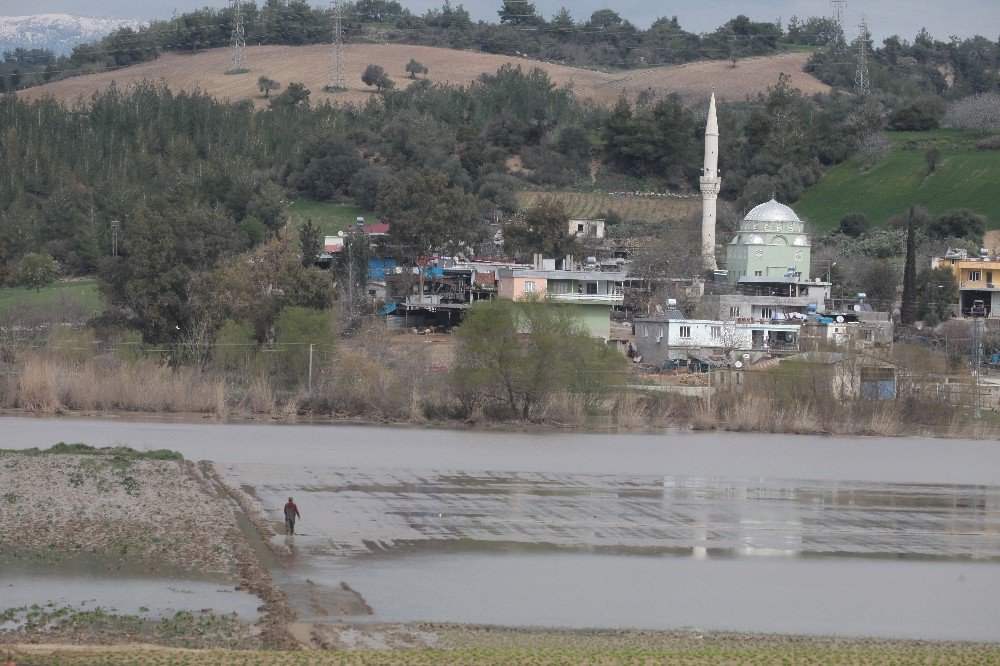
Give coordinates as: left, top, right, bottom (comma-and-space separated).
710, 325, 722, 338
524, 281, 536, 293
577, 223, 585, 233
586, 283, 598, 295
679, 326, 691, 338
729, 306, 741, 318
969, 271, 981, 282
761, 307, 775, 320
550, 281, 570, 294
643, 325, 649, 337
754, 270, 763, 277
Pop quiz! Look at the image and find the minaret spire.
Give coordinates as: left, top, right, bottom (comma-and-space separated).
699, 91, 721, 272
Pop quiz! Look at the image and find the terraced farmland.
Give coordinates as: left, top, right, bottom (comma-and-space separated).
793, 130, 1000, 232
516, 191, 698, 222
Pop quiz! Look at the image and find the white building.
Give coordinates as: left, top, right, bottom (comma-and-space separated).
569, 218, 606, 239
633, 317, 800, 367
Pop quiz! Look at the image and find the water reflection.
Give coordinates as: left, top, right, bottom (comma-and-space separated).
225, 466, 1000, 561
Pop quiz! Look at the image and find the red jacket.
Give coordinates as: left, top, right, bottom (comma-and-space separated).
283, 501, 300, 519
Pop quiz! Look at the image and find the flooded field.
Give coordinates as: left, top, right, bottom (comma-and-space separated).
1, 563, 260, 621
3, 416, 1000, 641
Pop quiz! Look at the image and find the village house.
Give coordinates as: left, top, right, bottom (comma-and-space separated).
777, 352, 897, 399
568, 218, 606, 239
632, 316, 801, 367
497, 255, 626, 338
932, 248, 1000, 317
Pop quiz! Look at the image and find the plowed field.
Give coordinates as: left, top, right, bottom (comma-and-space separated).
19, 44, 826, 109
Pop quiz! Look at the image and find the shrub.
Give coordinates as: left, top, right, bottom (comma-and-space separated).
837, 212, 871, 237
976, 135, 1000, 150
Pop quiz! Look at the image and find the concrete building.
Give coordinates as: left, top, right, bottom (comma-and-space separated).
778, 352, 897, 399
633, 317, 800, 367
932, 248, 1000, 317
569, 218, 605, 239
497, 256, 626, 338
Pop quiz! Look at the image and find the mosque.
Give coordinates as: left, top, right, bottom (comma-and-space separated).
699, 92, 827, 298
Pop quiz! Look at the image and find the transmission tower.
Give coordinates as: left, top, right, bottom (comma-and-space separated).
329, 0, 345, 90
854, 18, 871, 96
230, 0, 247, 72
829, 0, 846, 57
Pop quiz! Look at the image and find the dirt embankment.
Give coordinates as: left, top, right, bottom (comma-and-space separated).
0, 450, 297, 650
18, 44, 827, 109
0, 452, 235, 572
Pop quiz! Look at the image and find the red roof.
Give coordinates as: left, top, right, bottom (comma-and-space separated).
363, 222, 390, 235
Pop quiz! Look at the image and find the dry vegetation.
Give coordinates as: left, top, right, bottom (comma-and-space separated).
18, 45, 826, 109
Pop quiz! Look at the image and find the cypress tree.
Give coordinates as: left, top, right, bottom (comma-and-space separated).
901, 206, 918, 325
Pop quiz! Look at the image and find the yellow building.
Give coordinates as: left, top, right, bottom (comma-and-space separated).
933, 249, 1000, 317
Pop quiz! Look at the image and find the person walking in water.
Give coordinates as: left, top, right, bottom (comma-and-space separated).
284, 497, 300, 535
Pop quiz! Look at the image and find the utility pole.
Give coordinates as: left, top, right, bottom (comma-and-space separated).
110, 220, 120, 257
972, 315, 983, 420
328, 0, 345, 91
855, 18, 871, 96
308, 343, 314, 393
229, 0, 247, 73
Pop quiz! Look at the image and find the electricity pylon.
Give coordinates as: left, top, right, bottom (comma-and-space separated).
230, 0, 247, 72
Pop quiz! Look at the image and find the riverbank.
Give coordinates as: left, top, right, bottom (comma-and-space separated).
2, 403, 998, 441
7, 624, 1000, 664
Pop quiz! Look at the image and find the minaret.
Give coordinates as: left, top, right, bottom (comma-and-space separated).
699, 92, 721, 272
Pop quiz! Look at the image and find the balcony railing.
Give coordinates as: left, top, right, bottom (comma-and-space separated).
548, 293, 624, 303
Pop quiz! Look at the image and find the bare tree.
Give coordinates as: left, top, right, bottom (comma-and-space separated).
858, 132, 892, 165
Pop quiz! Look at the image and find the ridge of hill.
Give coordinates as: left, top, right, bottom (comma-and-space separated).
0, 14, 145, 56
792, 131, 1000, 233
17, 44, 826, 109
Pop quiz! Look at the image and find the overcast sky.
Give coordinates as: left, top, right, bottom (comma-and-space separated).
2, 0, 998, 42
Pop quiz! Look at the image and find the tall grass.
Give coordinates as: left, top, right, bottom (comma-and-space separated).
7, 355, 228, 414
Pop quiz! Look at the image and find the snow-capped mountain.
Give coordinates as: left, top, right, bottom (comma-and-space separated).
0, 14, 146, 56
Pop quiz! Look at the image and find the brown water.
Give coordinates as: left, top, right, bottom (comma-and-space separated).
3, 416, 1000, 640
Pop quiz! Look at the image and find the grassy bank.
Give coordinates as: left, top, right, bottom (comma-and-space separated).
287, 199, 375, 238
0, 279, 101, 316
793, 130, 1000, 231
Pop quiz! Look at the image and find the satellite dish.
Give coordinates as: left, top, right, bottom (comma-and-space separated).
735, 361, 744, 369
853, 304, 862, 312
836, 315, 845, 323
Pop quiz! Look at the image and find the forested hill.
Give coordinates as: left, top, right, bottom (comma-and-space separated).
2, 1, 799, 91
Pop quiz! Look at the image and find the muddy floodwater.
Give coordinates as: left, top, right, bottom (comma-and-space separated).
1, 562, 261, 621
3, 416, 1000, 641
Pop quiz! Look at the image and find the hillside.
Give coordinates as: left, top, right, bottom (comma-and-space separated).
18, 44, 826, 109
792, 131, 1000, 233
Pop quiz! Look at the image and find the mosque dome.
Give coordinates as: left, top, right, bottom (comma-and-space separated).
743, 199, 801, 223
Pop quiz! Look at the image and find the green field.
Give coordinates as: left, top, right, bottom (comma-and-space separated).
793, 130, 1000, 232
287, 199, 376, 238
0, 279, 101, 315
